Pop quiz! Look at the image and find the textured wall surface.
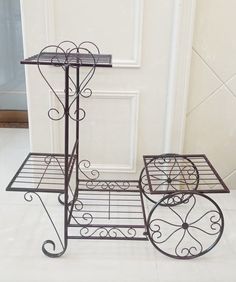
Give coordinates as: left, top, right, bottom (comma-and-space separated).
184, 0, 236, 189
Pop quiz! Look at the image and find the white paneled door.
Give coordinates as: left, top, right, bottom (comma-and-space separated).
21, 0, 195, 179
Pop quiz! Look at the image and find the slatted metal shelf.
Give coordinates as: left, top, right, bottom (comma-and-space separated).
143, 154, 230, 194
68, 181, 147, 241
6, 153, 76, 193
21, 52, 112, 67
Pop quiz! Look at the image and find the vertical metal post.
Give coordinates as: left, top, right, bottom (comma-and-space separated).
68, 63, 80, 223
64, 64, 70, 248
76, 66, 80, 196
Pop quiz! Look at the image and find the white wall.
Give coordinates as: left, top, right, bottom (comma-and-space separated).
184, 0, 236, 189
21, 0, 194, 178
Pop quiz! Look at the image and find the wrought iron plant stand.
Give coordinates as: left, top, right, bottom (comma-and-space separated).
6, 41, 230, 259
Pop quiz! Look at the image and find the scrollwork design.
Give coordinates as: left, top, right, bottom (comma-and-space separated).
140, 170, 151, 194
74, 199, 84, 211
42, 240, 66, 258
84, 180, 130, 191
24, 192, 67, 258
162, 193, 191, 206
42, 155, 74, 205
37, 45, 67, 121
67, 44, 99, 121
139, 155, 200, 205
150, 155, 200, 192
37, 41, 101, 122
68, 107, 86, 122
149, 218, 182, 244
78, 227, 137, 239
69, 198, 94, 226
147, 192, 224, 259
138, 167, 159, 204
72, 212, 94, 226
79, 160, 100, 180
80, 87, 93, 98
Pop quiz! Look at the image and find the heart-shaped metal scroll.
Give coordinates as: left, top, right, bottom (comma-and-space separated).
36, 40, 100, 122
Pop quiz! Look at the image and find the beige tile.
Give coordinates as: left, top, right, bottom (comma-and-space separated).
187, 51, 222, 113
193, 0, 236, 81
184, 86, 236, 182
226, 75, 236, 96
223, 169, 236, 191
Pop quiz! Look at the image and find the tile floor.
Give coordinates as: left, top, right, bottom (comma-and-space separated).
0, 128, 236, 282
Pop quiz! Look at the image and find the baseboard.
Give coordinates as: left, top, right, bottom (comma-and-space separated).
0, 110, 28, 128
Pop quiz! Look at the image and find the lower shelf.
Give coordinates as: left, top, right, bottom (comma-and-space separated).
6, 152, 75, 193
68, 180, 147, 241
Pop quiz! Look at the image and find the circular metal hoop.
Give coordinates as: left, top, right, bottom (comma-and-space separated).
147, 191, 224, 259
139, 154, 199, 204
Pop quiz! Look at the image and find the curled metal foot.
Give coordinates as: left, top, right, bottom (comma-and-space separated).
42, 240, 67, 258
24, 192, 66, 258
147, 191, 224, 259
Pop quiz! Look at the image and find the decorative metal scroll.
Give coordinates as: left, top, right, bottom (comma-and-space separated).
83, 180, 131, 191
78, 160, 133, 190
78, 160, 100, 181
68, 182, 145, 240
42, 155, 74, 205
68, 180, 141, 228
147, 191, 224, 259
139, 154, 200, 204
24, 192, 67, 258
149, 155, 199, 191
75, 226, 137, 239
37, 40, 100, 122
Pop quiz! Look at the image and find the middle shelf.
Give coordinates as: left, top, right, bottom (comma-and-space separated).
68, 181, 147, 241
6, 152, 75, 193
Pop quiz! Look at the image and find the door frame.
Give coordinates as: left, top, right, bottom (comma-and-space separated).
164, 0, 196, 153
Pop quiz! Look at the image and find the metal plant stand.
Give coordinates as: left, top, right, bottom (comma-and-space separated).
6, 41, 230, 259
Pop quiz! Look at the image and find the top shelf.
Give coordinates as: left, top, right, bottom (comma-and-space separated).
21, 52, 112, 68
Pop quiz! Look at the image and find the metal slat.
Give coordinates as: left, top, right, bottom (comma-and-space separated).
143, 154, 230, 194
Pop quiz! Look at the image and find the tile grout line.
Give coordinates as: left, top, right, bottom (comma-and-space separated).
187, 49, 236, 115
222, 168, 236, 183
187, 83, 224, 116
193, 48, 223, 83
192, 47, 236, 98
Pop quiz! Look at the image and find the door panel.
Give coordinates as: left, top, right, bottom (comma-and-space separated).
51, 90, 139, 173
21, 0, 182, 179
49, 0, 142, 67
